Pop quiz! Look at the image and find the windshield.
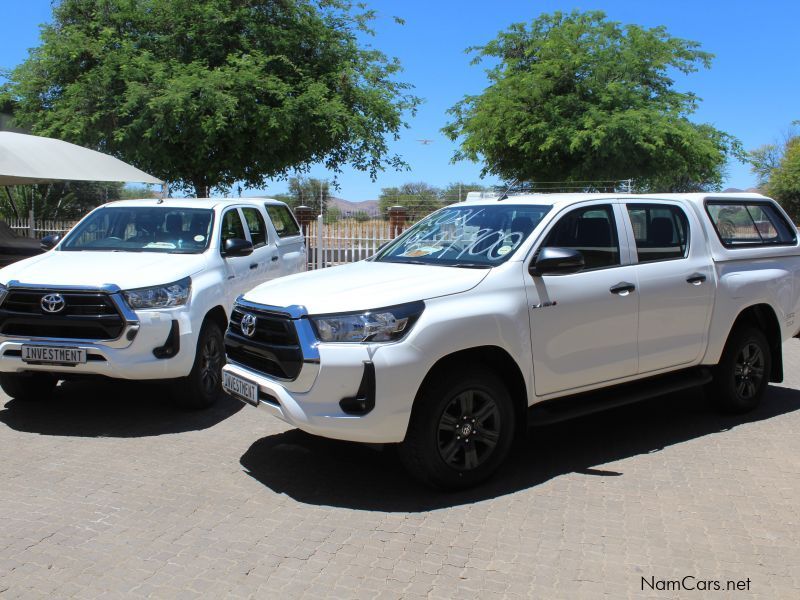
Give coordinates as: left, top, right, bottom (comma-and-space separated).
61, 206, 214, 254
375, 204, 551, 267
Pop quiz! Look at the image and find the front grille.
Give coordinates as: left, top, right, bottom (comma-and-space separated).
225, 306, 303, 379
0, 290, 125, 340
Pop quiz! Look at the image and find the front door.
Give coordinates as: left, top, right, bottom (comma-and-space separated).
220, 208, 254, 300
525, 202, 639, 397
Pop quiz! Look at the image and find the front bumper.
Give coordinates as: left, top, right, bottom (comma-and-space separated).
0, 296, 198, 380
224, 340, 419, 444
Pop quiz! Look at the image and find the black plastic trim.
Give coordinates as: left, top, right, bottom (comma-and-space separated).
339, 361, 376, 415
152, 320, 180, 359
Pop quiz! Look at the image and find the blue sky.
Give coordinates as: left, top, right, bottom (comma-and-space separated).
2, 0, 799, 200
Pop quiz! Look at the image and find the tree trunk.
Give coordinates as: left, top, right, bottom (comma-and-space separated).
192, 177, 210, 198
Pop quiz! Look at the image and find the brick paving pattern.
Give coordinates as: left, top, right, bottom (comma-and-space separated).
1, 343, 800, 598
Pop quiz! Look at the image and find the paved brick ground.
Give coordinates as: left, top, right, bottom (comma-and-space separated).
1, 343, 800, 599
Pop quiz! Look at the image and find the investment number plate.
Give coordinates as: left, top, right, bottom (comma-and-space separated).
223, 370, 259, 406
21, 345, 87, 365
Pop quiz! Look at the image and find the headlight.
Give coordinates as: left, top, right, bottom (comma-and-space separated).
123, 277, 191, 309
0, 283, 7, 306
311, 301, 424, 343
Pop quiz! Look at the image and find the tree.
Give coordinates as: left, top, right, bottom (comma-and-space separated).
378, 182, 442, 219
1, 181, 124, 220
765, 138, 800, 221
6, 0, 419, 196
287, 177, 330, 213
324, 205, 341, 224
439, 182, 489, 205
443, 10, 741, 192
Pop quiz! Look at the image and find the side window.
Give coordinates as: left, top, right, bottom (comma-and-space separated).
626, 204, 689, 263
706, 201, 797, 247
220, 209, 246, 247
266, 204, 301, 238
241, 207, 267, 247
542, 204, 620, 270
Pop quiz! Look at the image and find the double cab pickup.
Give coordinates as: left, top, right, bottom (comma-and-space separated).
221, 192, 800, 488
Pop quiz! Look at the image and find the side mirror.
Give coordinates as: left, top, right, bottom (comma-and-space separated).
222, 238, 254, 257
40, 234, 61, 250
529, 247, 585, 277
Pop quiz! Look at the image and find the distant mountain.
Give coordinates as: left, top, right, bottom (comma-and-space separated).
328, 196, 380, 217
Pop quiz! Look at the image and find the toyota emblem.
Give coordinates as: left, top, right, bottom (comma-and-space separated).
40, 293, 66, 314
240, 313, 257, 338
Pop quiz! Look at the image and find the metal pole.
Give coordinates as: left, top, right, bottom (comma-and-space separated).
28, 207, 34, 239
316, 213, 323, 269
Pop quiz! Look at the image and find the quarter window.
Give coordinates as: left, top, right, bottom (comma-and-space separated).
626, 204, 689, 262
706, 201, 796, 247
542, 204, 620, 270
241, 207, 267, 247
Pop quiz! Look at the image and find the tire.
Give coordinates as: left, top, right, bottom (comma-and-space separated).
0, 372, 57, 401
399, 365, 515, 490
709, 325, 771, 413
172, 319, 225, 409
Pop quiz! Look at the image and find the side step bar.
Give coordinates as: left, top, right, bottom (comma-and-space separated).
527, 367, 713, 426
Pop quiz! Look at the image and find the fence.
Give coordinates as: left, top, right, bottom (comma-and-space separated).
6, 218, 77, 238
301, 217, 407, 269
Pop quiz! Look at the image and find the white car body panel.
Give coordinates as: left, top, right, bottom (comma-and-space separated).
224, 192, 800, 444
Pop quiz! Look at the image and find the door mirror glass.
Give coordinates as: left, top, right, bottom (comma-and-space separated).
530, 247, 585, 276
223, 238, 254, 257
40, 234, 61, 250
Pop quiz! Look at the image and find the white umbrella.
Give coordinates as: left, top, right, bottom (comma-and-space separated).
0, 131, 163, 185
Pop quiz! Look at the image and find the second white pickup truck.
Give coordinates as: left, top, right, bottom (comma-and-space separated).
223, 192, 800, 488
0, 197, 305, 408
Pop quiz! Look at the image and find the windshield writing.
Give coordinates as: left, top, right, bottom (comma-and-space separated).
375, 204, 550, 266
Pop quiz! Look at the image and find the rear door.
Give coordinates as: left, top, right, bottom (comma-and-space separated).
265, 203, 306, 275
525, 201, 639, 396
621, 201, 714, 373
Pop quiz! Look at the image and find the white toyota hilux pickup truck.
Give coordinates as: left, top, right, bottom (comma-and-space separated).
222, 192, 800, 488
0, 197, 305, 408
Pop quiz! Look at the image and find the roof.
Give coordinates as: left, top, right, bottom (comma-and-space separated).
463, 191, 771, 207
101, 197, 289, 210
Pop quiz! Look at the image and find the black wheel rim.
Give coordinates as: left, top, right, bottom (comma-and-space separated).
437, 389, 502, 471
734, 342, 765, 400
200, 334, 223, 395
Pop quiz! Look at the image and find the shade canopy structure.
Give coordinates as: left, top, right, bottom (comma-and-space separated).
0, 131, 163, 186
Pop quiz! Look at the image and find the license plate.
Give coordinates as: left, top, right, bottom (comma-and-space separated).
21, 345, 87, 365
223, 370, 259, 406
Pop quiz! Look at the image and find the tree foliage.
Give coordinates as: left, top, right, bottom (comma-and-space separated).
287, 177, 330, 213
378, 182, 442, 219
439, 182, 489, 205
765, 138, 800, 221
443, 10, 741, 191
6, 0, 419, 196
1, 181, 125, 220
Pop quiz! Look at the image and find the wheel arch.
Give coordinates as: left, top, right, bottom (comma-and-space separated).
204, 305, 229, 333
413, 346, 529, 439
726, 303, 782, 382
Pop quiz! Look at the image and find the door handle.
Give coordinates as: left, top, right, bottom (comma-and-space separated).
271, 256, 279, 262
249, 263, 258, 270
610, 282, 636, 295
686, 273, 706, 285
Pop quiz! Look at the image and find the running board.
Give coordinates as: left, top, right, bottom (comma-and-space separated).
527, 367, 713, 426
